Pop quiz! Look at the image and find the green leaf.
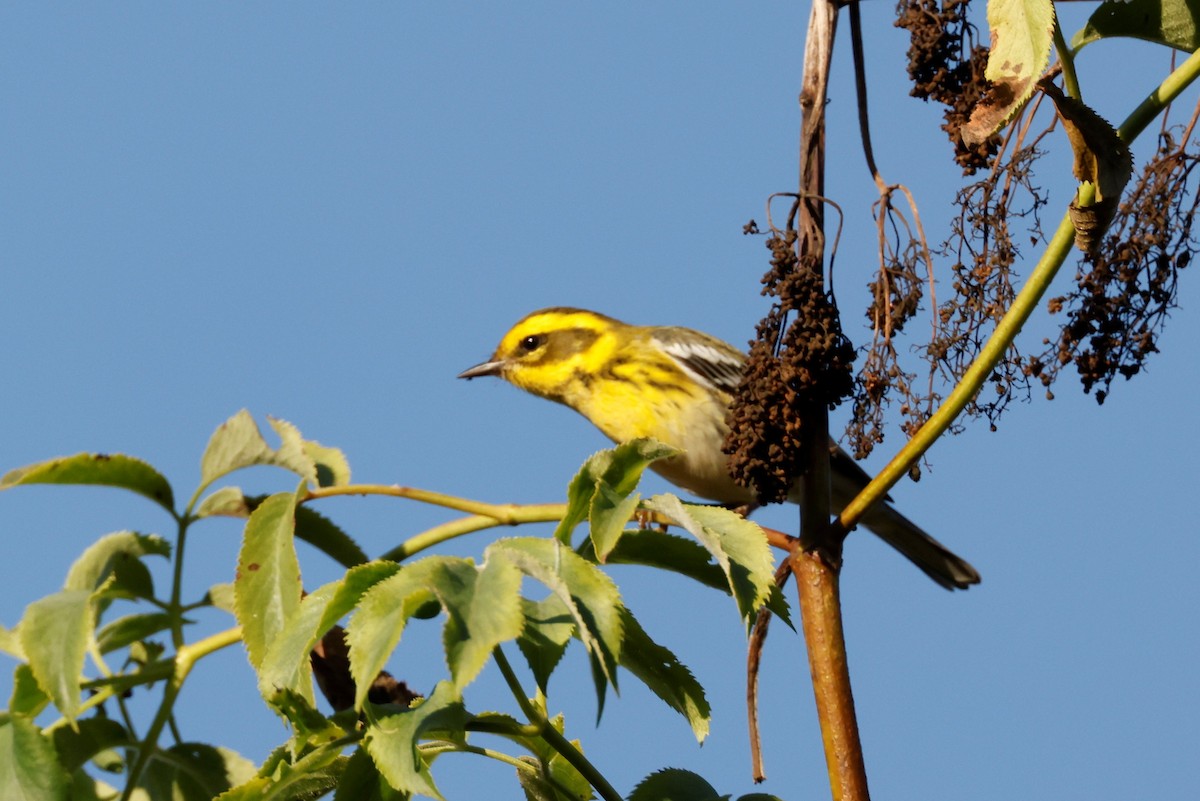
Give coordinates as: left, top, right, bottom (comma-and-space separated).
618, 609, 710, 743
554, 439, 677, 545
347, 555, 523, 706
258, 562, 399, 706
346, 557, 447, 711
961, 0, 1055, 145
200, 410, 336, 489
736, 795, 786, 801
135, 744, 257, 801
364, 682, 466, 799
235, 489, 304, 672
265, 687, 345, 753
228, 744, 347, 800
95, 612, 176, 654
206, 583, 237, 614
642, 496, 774, 624
303, 439, 352, 488
441, 553, 524, 693
0, 453, 174, 512
335, 747, 408, 801
0, 714, 70, 801
629, 768, 722, 801
516, 596, 576, 694
588, 483, 640, 563
517, 713, 594, 801
294, 505, 367, 568
195, 486, 251, 518
0, 624, 22, 659
19, 590, 94, 721
64, 532, 169, 593
8, 665, 49, 718
50, 717, 132, 773
488, 538, 624, 711
1073, 0, 1200, 52
591, 529, 728, 592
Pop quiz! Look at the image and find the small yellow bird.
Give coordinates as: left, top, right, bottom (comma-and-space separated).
460, 307, 979, 590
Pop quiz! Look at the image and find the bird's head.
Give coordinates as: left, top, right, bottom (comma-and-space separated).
458, 307, 622, 402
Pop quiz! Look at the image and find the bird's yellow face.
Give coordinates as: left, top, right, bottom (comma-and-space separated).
457, 308, 621, 405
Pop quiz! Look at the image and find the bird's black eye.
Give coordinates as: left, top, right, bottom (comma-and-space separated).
517, 334, 545, 353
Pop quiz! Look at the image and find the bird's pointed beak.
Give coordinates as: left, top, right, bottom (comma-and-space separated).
457, 359, 505, 380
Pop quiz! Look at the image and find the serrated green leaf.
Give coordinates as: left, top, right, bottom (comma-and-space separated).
259, 561, 401, 708
628, 768, 721, 801
195, 486, 251, 518
304, 440, 352, 488
1073, 0, 1200, 52
736, 794, 786, 801
235, 489, 304, 672
364, 682, 466, 799
50, 717, 132, 773
642, 496, 774, 624
8, 665, 49, 718
335, 747, 408, 801
0, 453, 174, 512
134, 744, 257, 801
0, 714, 70, 801
487, 538, 623, 712
211, 776, 270, 801
961, 0, 1054, 145
346, 557, 447, 710
95, 612, 175, 654
64, 532, 169, 594
592, 529, 728, 591
554, 439, 677, 545
294, 505, 367, 568
441, 553, 524, 693
347, 556, 522, 706
266, 687, 345, 753
237, 493, 367, 569
618, 609, 710, 743
200, 410, 331, 489
589, 483, 640, 563
517, 596, 576, 694
20, 590, 94, 721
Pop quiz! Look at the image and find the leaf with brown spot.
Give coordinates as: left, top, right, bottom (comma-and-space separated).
962, 0, 1055, 145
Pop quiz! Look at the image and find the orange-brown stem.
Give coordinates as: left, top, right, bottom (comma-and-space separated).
792, 548, 869, 801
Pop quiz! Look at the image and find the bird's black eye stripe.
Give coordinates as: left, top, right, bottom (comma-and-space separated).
518, 334, 545, 353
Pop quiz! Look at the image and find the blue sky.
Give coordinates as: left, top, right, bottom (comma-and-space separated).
1, 4, 1197, 800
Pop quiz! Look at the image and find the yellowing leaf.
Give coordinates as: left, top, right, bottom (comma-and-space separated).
962, 0, 1055, 145
1040, 79, 1133, 251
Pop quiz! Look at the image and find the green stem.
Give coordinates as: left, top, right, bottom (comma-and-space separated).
307, 483, 560, 520
118, 627, 242, 801
1052, 17, 1081, 100
379, 505, 566, 562
492, 647, 624, 801
169, 517, 189, 651
839, 47, 1200, 531
1118, 46, 1200, 143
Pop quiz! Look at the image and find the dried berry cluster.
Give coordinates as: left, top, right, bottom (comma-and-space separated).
847, 212, 930, 457
1030, 131, 1199, 403
895, 0, 996, 173
725, 231, 856, 503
